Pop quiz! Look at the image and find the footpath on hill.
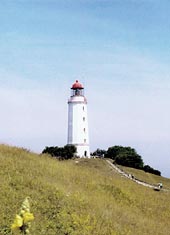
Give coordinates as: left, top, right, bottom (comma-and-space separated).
106, 159, 169, 192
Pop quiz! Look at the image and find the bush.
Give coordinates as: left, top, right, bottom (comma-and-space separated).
143, 165, 161, 176
105, 145, 144, 169
115, 152, 144, 169
42, 145, 76, 160
91, 149, 106, 157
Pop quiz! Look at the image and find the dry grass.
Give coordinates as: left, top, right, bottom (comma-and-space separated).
0, 144, 170, 235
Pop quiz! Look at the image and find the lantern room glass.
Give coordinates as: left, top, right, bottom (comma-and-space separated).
71, 88, 84, 96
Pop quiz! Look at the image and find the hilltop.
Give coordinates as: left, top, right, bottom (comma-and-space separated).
0, 144, 170, 235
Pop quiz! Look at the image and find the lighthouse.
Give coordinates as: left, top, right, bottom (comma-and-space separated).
67, 80, 90, 158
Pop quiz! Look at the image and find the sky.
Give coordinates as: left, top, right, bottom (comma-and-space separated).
0, 0, 170, 177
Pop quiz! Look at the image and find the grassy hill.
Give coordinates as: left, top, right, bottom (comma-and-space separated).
0, 144, 170, 235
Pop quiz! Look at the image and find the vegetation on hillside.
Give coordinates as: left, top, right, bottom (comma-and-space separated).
106, 146, 144, 169
42, 144, 76, 160
92, 146, 161, 176
143, 164, 161, 176
0, 144, 170, 235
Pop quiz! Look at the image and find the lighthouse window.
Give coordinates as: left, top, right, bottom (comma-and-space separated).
83, 117, 85, 121
83, 106, 84, 111
83, 128, 86, 132
84, 139, 86, 143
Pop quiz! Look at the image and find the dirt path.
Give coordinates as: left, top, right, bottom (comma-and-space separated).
106, 159, 168, 191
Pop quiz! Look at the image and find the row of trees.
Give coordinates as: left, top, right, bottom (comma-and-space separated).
42, 144, 161, 176
92, 146, 161, 176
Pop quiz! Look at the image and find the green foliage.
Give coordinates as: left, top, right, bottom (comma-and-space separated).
105, 145, 144, 169
0, 144, 170, 235
63, 145, 77, 160
144, 165, 161, 176
104, 145, 160, 174
115, 152, 144, 169
91, 148, 106, 157
105, 145, 128, 159
42, 144, 76, 160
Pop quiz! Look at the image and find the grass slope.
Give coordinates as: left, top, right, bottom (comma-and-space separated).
0, 144, 170, 235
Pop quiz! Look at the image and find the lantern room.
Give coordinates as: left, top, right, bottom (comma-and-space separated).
71, 80, 84, 96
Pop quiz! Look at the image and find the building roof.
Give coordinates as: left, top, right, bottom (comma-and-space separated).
71, 80, 84, 89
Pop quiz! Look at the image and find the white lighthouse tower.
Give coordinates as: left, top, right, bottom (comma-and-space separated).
67, 80, 90, 158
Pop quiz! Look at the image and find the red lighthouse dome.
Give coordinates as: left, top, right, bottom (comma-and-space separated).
71, 80, 84, 89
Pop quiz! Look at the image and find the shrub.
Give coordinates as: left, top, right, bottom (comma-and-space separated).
115, 152, 144, 169
105, 145, 144, 169
42, 145, 76, 160
143, 165, 161, 176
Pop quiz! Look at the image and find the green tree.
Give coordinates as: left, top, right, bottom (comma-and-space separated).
92, 149, 106, 157
143, 165, 161, 176
42, 145, 76, 160
62, 145, 77, 160
105, 145, 144, 169
115, 152, 144, 169
105, 146, 137, 159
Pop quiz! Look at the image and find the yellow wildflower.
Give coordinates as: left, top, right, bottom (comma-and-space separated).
11, 197, 34, 234
11, 214, 23, 230
23, 212, 34, 223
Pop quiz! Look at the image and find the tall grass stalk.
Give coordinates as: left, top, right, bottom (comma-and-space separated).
11, 197, 34, 234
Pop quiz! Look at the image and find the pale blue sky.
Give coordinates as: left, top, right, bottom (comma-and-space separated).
0, 0, 170, 177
